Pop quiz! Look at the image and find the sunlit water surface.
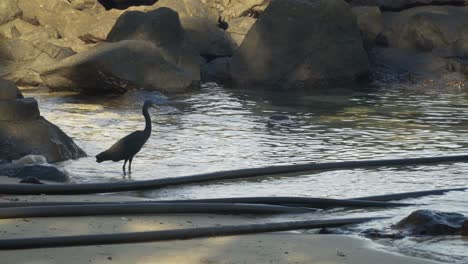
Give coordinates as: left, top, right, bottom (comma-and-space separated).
25, 82, 468, 263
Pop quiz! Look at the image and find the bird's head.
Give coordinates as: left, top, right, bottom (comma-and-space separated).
143, 100, 158, 110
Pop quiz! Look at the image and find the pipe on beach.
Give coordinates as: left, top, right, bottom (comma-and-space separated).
0, 203, 315, 219
0, 217, 385, 250
0, 154, 467, 195
0, 197, 413, 209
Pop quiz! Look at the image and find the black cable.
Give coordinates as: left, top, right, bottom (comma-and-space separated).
1, 154, 467, 195
0, 196, 411, 209
0, 202, 314, 219
0, 217, 385, 250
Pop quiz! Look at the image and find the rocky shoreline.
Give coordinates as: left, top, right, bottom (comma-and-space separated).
0, 0, 466, 94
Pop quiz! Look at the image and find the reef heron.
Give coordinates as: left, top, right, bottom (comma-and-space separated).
96, 100, 157, 175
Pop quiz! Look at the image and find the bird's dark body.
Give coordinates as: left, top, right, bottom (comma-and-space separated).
96, 100, 156, 175
96, 131, 149, 162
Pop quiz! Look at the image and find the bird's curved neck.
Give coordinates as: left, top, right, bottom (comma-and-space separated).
143, 106, 152, 134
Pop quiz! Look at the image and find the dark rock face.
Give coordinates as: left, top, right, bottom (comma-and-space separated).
0, 78, 23, 99
0, 79, 86, 162
107, 8, 202, 81
395, 210, 467, 236
19, 176, 44, 184
380, 6, 468, 54
40, 40, 199, 94
201, 57, 231, 83
352, 7, 383, 50
231, 0, 369, 90
0, 163, 69, 182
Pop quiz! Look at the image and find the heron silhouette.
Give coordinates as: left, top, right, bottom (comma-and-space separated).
96, 100, 157, 175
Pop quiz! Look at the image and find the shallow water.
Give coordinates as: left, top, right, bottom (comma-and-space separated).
25, 82, 468, 263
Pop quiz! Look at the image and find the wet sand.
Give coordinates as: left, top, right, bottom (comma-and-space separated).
0, 190, 439, 264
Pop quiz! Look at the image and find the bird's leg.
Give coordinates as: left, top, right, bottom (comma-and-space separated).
122, 159, 128, 176
129, 157, 133, 175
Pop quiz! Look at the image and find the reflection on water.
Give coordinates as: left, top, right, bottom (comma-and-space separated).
25, 83, 468, 263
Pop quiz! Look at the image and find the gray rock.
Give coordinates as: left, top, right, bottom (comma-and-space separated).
0, 78, 23, 99
0, 117, 87, 162
181, 17, 236, 58
380, 6, 468, 53
0, 79, 86, 162
107, 8, 185, 57
107, 8, 202, 81
395, 209, 467, 236
370, 47, 450, 79
0, 98, 40, 121
201, 57, 231, 83
40, 40, 199, 93
231, 0, 369, 90
352, 7, 382, 49
226, 17, 256, 47
0, 163, 69, 182
451, 38, 468, 58
0, 0, 21, 26
19, 177, 44, 184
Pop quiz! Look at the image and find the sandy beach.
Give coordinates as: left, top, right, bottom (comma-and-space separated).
0, 191, 440, 264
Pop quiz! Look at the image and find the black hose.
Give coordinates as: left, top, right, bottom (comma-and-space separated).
353, 187, 468, 202
0, 203, 314, 219
1, 154, 467, 195
0, 197, 412, 209
0, 217, 385, 250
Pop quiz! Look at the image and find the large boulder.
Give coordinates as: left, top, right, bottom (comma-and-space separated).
395, 210, 467, 236
352, 7, 382, 49
230, 0, 369, 90
379, 6, 468, 54
107, 8, 202, 80
181, 17, 236, 58
370, 47, 457, 80
40, 40, 199, 93
107, 8, 186, 60
0, 78, 23, 99
0, 79, 86, 162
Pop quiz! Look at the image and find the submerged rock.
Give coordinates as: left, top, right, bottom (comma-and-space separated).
19, 176, 44, 184
0, 163, 69, 182
395, 209, 467, 236
0, 79, 86, 162
230, 0, 369, 90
